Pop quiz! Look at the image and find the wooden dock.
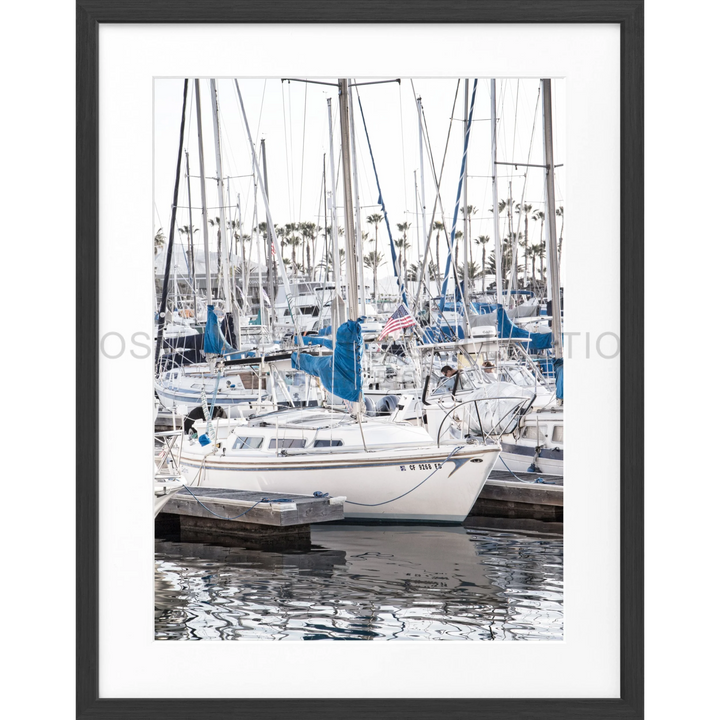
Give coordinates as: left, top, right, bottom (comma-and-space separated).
470, 470, 563, 521
157, 488, 345, 550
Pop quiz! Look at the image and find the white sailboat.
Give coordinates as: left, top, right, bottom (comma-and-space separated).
177, 407, 500, 523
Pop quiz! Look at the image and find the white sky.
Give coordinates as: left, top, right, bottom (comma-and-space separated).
154, 77, 565, 279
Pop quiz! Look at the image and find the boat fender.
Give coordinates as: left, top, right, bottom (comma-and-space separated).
198, 434, 211, 447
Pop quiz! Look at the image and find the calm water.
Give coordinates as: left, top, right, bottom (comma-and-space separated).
155, 520, 563, 641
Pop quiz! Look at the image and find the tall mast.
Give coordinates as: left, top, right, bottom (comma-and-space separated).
260, 138, 275, 325
185, 149, 197, 320
348, 80, 367, 316
194, 79, 212, 308
462, 79, 470, 336
251, 173, 264, 328
154, 79, 189, 369
326, 96, 346, 330
412, 95, 434, 310
338, 79, 359, 321
542, 78, 563, 360
491, 79, 503, 306
209, 79, 232, 312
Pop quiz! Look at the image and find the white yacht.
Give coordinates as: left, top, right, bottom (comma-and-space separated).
177, 407, 501, 523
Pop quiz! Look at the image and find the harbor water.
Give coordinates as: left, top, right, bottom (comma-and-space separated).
155, 520, 563, 641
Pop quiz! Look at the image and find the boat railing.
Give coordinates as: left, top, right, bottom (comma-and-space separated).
435, 396, 533, 447
154, 429, 184, 480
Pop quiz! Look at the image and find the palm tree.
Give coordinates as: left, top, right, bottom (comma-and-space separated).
528, 243, 544, 290
363, 250, 385, 298
515, 203, 533, 287
474, 235, 490, 291
462, 260, 482, 283
300, 221, 317, 277
366, 213, 384, 255
285, 232, 302, 275
453, 230, 464, 274
154, 228, 166, 257
432, 220, 445, 288
486, 247, 517, 286
396, 222, 411, 288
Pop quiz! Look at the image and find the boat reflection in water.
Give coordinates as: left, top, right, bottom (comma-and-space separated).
155, 521, 563, 641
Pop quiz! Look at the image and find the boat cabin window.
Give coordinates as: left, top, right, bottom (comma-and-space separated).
269, 438, 307, 449
232, 436, 264, 450
521, 425, 548, 441
313, 439, 343, 447
552, 425, 563, 443
298, 306, 320, 316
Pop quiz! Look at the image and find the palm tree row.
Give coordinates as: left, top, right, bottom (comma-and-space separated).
162, 202, 563, 298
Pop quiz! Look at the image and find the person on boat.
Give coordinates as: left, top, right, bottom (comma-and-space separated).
481, 360, 497, 381
441, 365, 457, 378
436, 365, 461, 395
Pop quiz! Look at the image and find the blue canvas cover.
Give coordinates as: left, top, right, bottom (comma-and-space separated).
554, 358, 564, 400
203, 305, 236, 356
422, 325, 465, 344
292, 320, 363, 402
497, 305, 553, 351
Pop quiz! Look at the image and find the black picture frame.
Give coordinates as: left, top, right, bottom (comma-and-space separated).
77, 1, 643, 718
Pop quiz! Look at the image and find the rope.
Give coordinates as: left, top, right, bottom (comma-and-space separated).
346, 446, 462, 507
180, 486, 293, 520
498, 455, 555, 484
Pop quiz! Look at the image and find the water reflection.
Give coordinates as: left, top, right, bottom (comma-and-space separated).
155, 522, 563, 641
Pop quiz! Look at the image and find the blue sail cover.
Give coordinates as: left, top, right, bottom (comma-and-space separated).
554, 358, 564, 400
292, 320, 363, 402
497, 305, 553, 351
204, 305, 236, 356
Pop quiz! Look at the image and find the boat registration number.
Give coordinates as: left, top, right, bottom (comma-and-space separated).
400, 463, 442, 472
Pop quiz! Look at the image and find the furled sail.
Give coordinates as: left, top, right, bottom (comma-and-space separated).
291, 320, 363, 402
203, 305, 236, 356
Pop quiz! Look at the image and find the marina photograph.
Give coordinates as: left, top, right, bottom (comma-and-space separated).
75, 13, 636, 708
153, 76, 566, 642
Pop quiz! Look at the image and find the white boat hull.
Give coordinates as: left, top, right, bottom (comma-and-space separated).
499, 442, 564, 477
178, 444, 500, 523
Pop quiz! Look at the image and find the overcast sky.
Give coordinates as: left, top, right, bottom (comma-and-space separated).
154, 77, 565, 281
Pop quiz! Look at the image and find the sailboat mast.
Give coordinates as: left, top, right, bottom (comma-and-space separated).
185, 149, 197, 320
209, 79, 233, 314
338, 79, 359, 322
326, 97, 346, 330
260, 138, 275, 325
541, 78, 563, 360
154, 79, 189, 370
348, 80, 367, 317
462, 79, 470, 337
491, 79, 503, 306
412, 95, 434, 310
194, 79, 212, 308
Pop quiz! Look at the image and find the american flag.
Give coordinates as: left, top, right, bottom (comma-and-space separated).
378, 303, 417, 340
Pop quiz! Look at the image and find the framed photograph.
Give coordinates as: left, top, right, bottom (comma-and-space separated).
73, 0, 647, 719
